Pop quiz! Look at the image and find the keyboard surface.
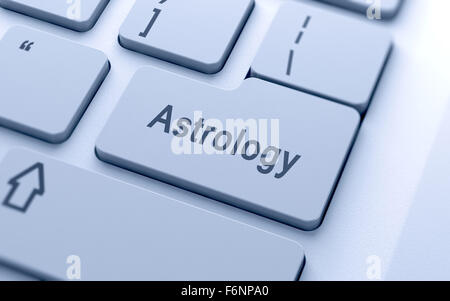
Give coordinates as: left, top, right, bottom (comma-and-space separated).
387, 101, 450, 280
0, 0, 449, 281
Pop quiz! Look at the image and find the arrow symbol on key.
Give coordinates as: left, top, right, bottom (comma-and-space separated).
2, 163, 45, 213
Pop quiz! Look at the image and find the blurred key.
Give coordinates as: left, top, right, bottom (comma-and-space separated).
119, 0, 254, 73
316, 0, 403, 19
0, 0, 109, 31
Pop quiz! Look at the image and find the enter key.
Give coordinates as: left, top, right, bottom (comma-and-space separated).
96, 67, 360, 230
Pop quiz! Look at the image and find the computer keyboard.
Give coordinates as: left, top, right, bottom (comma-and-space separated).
0, 0, 399, 280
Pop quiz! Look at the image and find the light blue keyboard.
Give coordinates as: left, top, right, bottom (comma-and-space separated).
0, 0, 401, 280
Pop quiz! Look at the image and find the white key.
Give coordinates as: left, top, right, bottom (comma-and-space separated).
0, 0, 109, 31
251, 1, 392, 113
0, 148, 305, 280
316, 0, 403, 19
96, 67, 360, 230
119, 0, 254, 73
0, 26, 109, 143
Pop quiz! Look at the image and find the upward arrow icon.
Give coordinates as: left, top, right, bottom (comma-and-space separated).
2, 163, 45, 213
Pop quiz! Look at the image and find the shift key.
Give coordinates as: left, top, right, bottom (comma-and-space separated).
96, 67, 360, 230
0, 148, 304, 280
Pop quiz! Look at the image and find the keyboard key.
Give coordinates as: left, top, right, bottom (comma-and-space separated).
316, 0, 403, 19
96, 67, 360, 230
0, 0, 109, 31
0, 148, 305, 280
119, 0, 254, 74
0, 26, 109, 143
251, 2, 392, 113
